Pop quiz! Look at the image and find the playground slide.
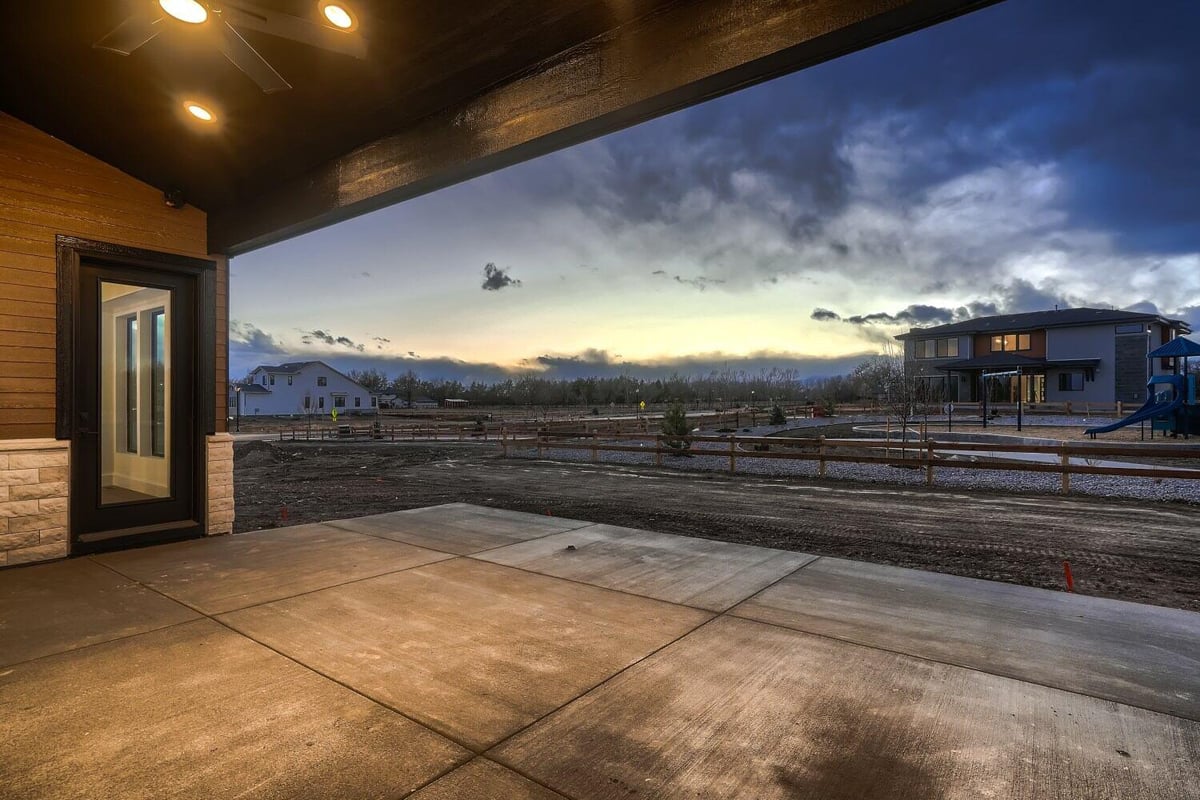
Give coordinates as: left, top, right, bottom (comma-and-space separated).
1084, 396, 1182, 435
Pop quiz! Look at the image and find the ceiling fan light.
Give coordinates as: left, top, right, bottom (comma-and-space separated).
320, 2, 357, 31
160, 0, 208, 24
184, 102, 215, 122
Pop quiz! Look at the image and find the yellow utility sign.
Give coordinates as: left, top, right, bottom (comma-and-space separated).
331, 408, 339, 422
639, 400, 646, 410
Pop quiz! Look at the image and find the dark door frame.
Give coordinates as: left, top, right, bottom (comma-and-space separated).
56, 236, 216, 553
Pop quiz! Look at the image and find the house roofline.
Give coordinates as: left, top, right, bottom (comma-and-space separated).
895, 308, 1190, 340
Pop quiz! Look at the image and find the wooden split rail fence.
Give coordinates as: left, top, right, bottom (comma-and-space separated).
498, 431, 1200, 494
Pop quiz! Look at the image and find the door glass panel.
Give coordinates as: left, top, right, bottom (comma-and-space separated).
100, 281, 171, 504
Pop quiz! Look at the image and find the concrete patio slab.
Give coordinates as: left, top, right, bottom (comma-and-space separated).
493, 615, 1200, 800
731, 557, 1200, 720
409, 758, 568, 799
96, 522, 452, 614
0, 557, 198, 667
221, 557, 711, 750
0, 618, 468, 800
476, 523, 815, 610
326, 502, 592, 554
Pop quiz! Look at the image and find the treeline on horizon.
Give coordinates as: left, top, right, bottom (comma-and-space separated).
338, 367, 872, 407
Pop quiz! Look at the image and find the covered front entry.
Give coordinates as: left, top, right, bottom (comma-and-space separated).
58, 238, 216, 555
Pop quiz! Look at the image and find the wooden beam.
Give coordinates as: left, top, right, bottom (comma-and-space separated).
210, 0, 997, 255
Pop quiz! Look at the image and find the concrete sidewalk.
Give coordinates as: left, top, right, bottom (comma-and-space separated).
1, 503, 1197, 799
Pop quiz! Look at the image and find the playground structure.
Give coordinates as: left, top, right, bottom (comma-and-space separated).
1086, 337, 1200, 439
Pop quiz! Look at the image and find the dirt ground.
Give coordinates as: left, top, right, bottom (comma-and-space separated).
233, 439, 1200, 612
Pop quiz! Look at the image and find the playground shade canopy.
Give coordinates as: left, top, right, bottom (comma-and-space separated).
1149, 338, 1200, 358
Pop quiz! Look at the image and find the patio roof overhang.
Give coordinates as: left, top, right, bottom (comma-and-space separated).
1, 0, 996, 256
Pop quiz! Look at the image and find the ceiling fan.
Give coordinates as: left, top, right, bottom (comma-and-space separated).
95, 0, 367, 94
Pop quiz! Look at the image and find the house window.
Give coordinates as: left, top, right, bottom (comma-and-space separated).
261, 374, 267, 385
303, 395, 310, 409
150, 309, 165, 458
1058, 373, 1084, 392
318, 396, 325, 409
1115, 322, 1145, 334
916, 338, 959, 359
991, 333, 1032, 352
287, 375, 293, 385
317, 376, 327, 386
371, 397, 377, 407
354, 397, 361, 407
269, 374, 275, 386
333, 395, 347, 408
123, 315, 138, 453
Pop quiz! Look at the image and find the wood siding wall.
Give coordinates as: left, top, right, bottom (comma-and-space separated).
0, 112, 227, 439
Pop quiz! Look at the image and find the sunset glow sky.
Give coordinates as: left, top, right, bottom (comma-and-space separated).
229, 0, 1200, 382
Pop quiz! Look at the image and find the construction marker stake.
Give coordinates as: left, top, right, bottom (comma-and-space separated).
1063, 560, 1074, 593
281, 506, 289, 522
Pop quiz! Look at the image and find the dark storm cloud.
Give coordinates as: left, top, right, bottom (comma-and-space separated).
229, 321, 287, 354
844, 305, 957, 326
229, 329, 871, 385
481, 263, 522, 291
300, 328, 366, 352
512, 0, 1199, 307
810, 309, 841, 322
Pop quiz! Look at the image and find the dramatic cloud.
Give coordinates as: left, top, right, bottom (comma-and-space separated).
229, 321, 287, 354
500, 0, 1200, 326
300, 329, 366, 352
230, 0, 1200, 376
257, 348, 874, 385
481, 263, 522, 291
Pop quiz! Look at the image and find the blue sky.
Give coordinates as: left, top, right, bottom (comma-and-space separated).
229, 0, 1200, 382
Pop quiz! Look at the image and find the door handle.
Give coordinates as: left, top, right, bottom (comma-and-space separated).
78, 412, 97, 438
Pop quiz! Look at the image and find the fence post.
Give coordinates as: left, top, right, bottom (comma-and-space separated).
591, 434, 598, 463
501, 430, 508, 458
729, 435, 736, 474
537, 429, 543, 458
925, 439, 935, 487
1060, 441, 1071, 495
656, 435, 663, 466
818, 435, 827, 478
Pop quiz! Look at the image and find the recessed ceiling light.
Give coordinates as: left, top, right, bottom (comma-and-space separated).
160, 0, 208, 24
320, 2, 357, 31
184, 102, 215, 122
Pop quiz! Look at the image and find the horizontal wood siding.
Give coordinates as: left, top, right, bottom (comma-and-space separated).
0, 112, 216, 439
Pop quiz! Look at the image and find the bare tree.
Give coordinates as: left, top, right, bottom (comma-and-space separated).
853, 353, 924, 453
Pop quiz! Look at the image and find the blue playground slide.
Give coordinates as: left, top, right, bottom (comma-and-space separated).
1085, 390, 1183, 436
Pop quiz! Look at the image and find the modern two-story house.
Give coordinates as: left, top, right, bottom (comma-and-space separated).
897, 308, 1193, 404
230, 361, 378, 417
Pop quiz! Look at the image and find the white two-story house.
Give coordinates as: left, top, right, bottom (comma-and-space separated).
229, 361, 378, 417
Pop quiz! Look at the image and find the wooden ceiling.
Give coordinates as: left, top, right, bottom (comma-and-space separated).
0, 1, 996, 254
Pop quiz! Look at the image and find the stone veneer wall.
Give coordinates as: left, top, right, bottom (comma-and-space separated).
0, 440, 69, 566
0, 435, 234, 566
207, 433, 234, 536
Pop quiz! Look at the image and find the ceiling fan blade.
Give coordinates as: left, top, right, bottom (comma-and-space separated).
216, 22, 292, 94
221, 2, 367, 60
94, 12, 166, 55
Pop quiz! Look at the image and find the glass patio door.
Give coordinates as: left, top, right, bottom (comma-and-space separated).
72, 262, 199, 551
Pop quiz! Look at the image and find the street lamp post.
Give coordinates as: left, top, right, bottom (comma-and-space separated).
750, 390, 756, 426
234, 385, 241, 432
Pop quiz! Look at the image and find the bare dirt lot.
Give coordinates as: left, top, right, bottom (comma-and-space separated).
234, 440, 1200, 612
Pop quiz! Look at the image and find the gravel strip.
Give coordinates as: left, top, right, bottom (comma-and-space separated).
508, 439, 1200, 505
